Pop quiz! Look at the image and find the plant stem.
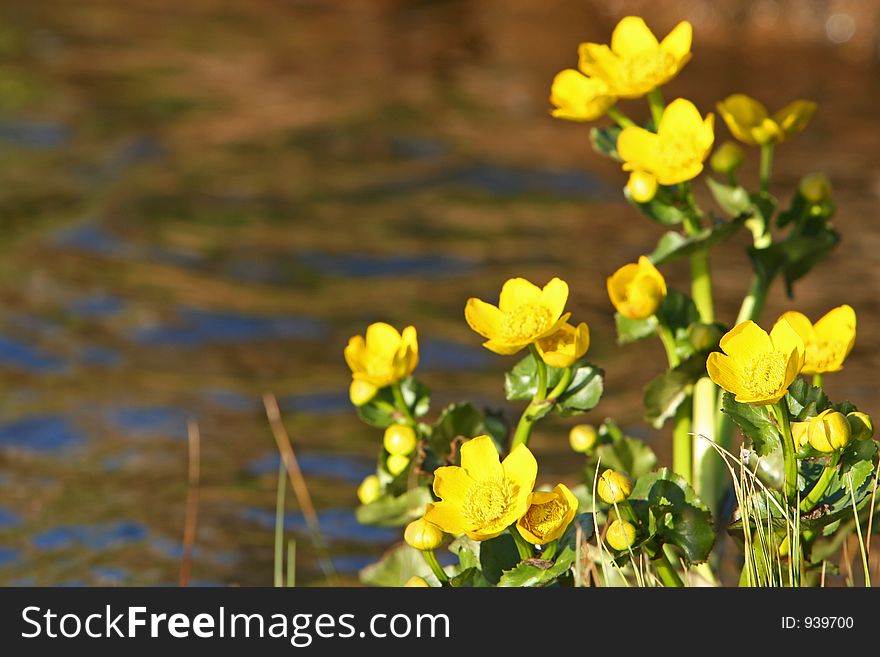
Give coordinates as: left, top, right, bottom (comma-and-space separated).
511, 404, 538, 451
652, 550, 684, 587
510, 347, 555, 450
673, 397, 693, 485
800, 452, 840, 513
422, 549, 449, 585
647, 88, 665, 130
847, 472, 872, 587
391, 382, 416, 425
760, 143, 774, 194
541, 540, 558, 561
286, 540, 296, 587
607, 106, 636, 128
546, 366, 573, 401
812, 374, 824, 388
508, 526, 533, 561
689, 249, 715, 323
530, 344, 548, 401
274, 459, 287, 588
657, 325, 680, 367
773, 401, 799, 501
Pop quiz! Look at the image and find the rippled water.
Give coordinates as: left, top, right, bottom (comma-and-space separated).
0, 0, 878, 586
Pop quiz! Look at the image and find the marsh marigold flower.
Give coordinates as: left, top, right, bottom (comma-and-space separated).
550, 69, 616, 122
425, 435, 537, 541
618, 98, 714, 188
465, 277, 571, 356
344, 322, 419, 403
578, 16, 692, 99
517, 483, 578, 545
536, 321, 590, 368
706, 319, 805, 406
607, 256, 667, 320
777, 305, 855, 375
807, 409, 851, 453
716, 94, 816, 146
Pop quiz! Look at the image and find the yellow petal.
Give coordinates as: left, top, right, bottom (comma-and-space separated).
365, 322, 402, 359
607, 263, 638, 310
499, 277, 543, 313
611, 16, 659, 57
431, 465, 473, 509
717, 94, 776, 145
657, 98, 704, 139
460, 435, 503, 482
617, 126, 661, 172
464, 298, 503, 339
637, 256, 667, 297
814, 304, 856, 346
343, 335, 366, 373
539, 277, 570, 321
772, 100, 817, 140
501, 443, 538, 494
550, 69, 616, 122
777, 311, 816, 345
782, 346, 804, 393
720, 320, 772, 359
660, 21, 692, 61
481, 338, 527, 356
424, 500, 469, 535
706, 352, 744, 396
349, 379, 377, 406
769, 318, 806, 370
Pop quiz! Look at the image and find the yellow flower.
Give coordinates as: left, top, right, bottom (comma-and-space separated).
516, 483, 579, 545
607, 256, 667, 320
344, 322, 419, 390
618, 98, 714, 186
357, 475, 381, 505
425, 435, 537, 541
550, 69, 616, 122
404, 513, 445, 551
404, 576, 430, 587
349, 379, 378, 407
626, 170, 658, 203
807, 409, 851, 453
578, 16, 692, 99
706, 319, 805, 405
384, 424, 417, 456
777, 305, 856, 375
535, 321, 590, 368
846, 412, 873, 441
716, 94, 816, 146
569, 424, 597, 453
465, 277, 571, 356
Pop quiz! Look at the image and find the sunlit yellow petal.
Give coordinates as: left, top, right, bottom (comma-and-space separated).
706, 352, 744, 397
777, 311, 816, 345
617, 126, 660, 172
717, 94, 773, 145
610, 16, 659, 57
772, 100, 817, 140
550, 69, 616, 122
460, 435, 503, 482
498, 277, 543, 312
431, 465, 474, 508
501, 443, 538, 493
464, 298, 504, 339
658, 98, 704, 138
539, 277, 570, 321
769, 318, 806, 370
660, 21, 692, 60
343, 335, 366, 373
719, 320, 772, 359
813, 304, 856, 345
481, 338, 527, 355
424, 501, 469, 535
365, 322, 403, 358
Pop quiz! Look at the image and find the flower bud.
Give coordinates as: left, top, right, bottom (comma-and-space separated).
404, 516, 445, 551
349, 380, 377, 406
710, 141, 744, 175
846, 412, 873, 442
597, 469, 633, 504
777, 534, 790, 558
626, 171, 658, 204
807, 409, 851, 453
386, 453, 411, 476
404, 576, 430, 587
357, 475, 381, 505
605, 519, 637, 551
383, 424, 417, 456
688, 322, 724, 352
569, 424, 598, 453
799, 173, 832, 203
607, 256, 667, 321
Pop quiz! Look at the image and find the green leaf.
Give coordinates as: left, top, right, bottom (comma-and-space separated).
749, 230, 840, 297
784, 378, 831, 421
721, 392, 781, 456
839, 439, 879, 492
478, 533, 521, 584
706, 177, 751, 216
615, 312, 658, 345
591, 435, 658, 482
360, 543, 441, 587
428, 402, 486, 461
656, 289, 700, 334
629, 468, 715, 564
356, 378, 430, 428
356, 486, 434, 527
589, 125, 622, 161
448, 536, 480, 571
448, 567, 492, 587
497, 514, 593, 587
649, 217, 745, 266
643, 354, 707, 429
400, 377, 431, 418
504, 353, 604, 418
556, 361, 604, 416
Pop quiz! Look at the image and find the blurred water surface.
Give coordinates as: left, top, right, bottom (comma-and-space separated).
0, 0, 878, 585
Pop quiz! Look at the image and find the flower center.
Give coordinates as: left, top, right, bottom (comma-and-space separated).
463, 479, 516, 529
806, 341, 840, 372
521, 499, 566, 538
742, 351, 788, 397
501, 304, 552, 342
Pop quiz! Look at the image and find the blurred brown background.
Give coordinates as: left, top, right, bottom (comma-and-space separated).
0, 0, 877, 585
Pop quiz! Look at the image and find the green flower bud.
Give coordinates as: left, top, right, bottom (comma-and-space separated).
386, 453, 411, 476
799, 173, 832, 203
357, 474, 382, 505
383, 424, 417, 456
605, 519, 637, 551
597, 469, 633, 504
777, 534, 790, 558
404, 576, 430, 587
808, 409, 851, 453
569, 424, 598, 453
404, 516, 445, 551
688, 322, 724, 352
846, 412, 873, 441
710, 141, 744, 174
626, 171, 658, 204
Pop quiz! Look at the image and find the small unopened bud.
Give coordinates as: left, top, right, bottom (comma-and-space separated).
791, 421, 809, 449
357, 475, 382, 505
384, 424, 417, 456
349, 380, 378, 406
710, 141, 744, 175
799, 173, 832, 203
569, 424, 598, 453
386, 453, 410, 476
404, 576, 430, 587
597, 469, 633, 504
688, 322, 724, 352
404, 517, 445, 551
605, 519, 637, 551
626, 171, 658, 204
808, 409, 851, 453
846, 412, 873, 441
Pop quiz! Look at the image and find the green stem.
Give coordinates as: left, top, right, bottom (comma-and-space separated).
541, 540, 558, 561
673, 397, 693, 485
657, 325, 680, 367
773, 402, 799, 501
735, 274, 769, 325
510, 347, 557, 450
607, 106, 636, 128
508, 526, 533, 561
273, 459, 287, 588
422, 549, 449, 585
511, 404, 538, 451
800, 452, 840, 513
647, 88, 665, 130
652, 550, 684, 587
812, 374, 824, 388
530, 344, 548, 401
689, 249, 714, 323
391, 383, 416, 425
759, 143, 774, 194
546, 366, 573, 401
847, 472, 872, 587
286, 540, 296, 587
